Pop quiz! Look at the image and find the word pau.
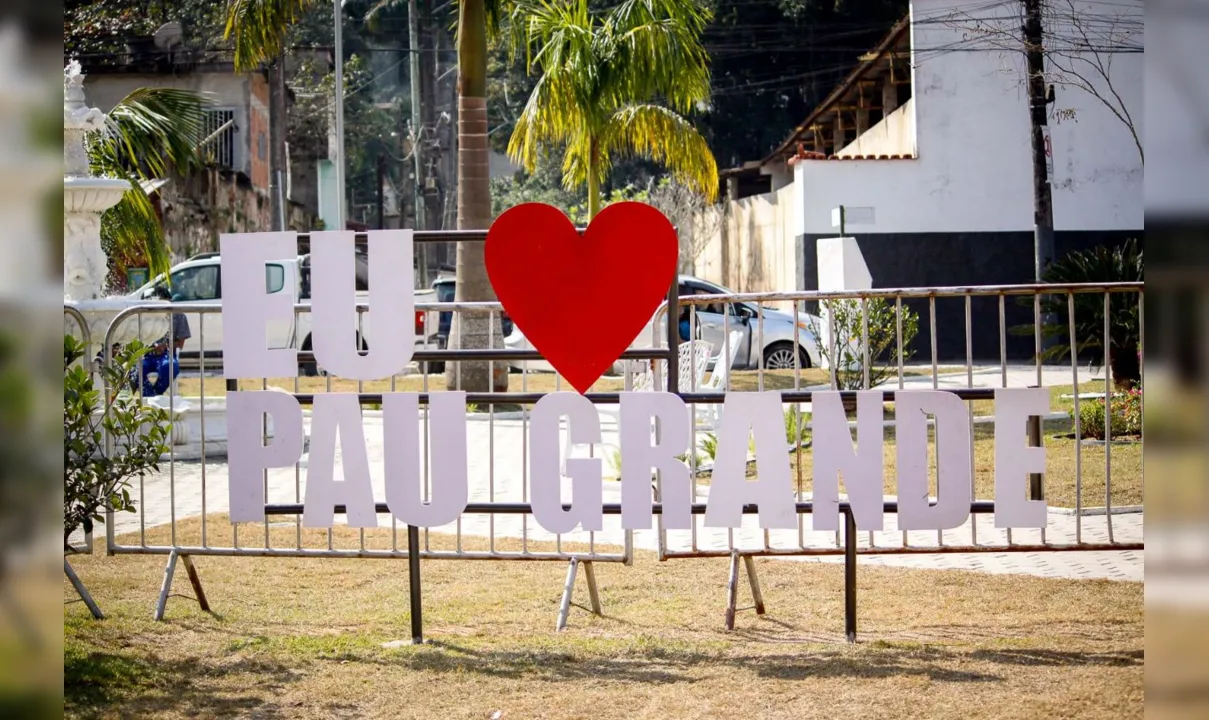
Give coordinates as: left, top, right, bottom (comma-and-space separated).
228, 387, 1051, 534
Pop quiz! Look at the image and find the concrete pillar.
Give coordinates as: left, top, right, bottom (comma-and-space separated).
833, 114, 846, 153
882, 80, 898, 116
811, 125, 825, 154
855, 108, 870, 137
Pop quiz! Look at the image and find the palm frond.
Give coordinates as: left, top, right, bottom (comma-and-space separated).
506, 68, 582, 171
602, 104, 718, 201
224, 0, 315, 69
100, 181, 174, 281
90, 88, 209, 182
505, 0, 715, 209
87, 87, 210, 280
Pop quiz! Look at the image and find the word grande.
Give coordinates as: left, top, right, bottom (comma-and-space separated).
228, 388, 1050, 534
219, 230, 1049, 534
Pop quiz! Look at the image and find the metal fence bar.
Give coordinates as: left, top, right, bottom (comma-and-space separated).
1103, 292, 1115, 543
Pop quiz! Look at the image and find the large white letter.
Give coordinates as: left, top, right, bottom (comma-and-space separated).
227, 391, 304, 522
704, 392, 796, 529
221, 232, 298, 378
304, 394, 379, 528
530, 393, 603, 534
993, 387, 1049, 528
895, 391, 972, 531
310, 230, 414, 380
812, 391, 885, 531
620, 392, 691, 530
383, 392, 468, 526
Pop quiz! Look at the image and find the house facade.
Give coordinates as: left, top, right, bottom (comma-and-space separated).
81, 47, 315, 267
703, 0, 1143, 359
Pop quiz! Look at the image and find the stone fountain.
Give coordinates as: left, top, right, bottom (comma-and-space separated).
62, 60, 168, 349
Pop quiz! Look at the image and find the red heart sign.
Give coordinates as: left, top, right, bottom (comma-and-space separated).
485, 202, 679, 394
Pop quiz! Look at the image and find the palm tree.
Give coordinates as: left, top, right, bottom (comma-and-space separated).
90, 88, 209, 280
451, 0, 511, 392
225, 0, 509, 391
506, 0, 718, 219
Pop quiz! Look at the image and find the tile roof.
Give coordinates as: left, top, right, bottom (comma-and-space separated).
787, 146, 915, 164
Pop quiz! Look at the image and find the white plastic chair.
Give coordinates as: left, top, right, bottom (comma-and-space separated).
561, 340, 713, 476
694, 330, 745, 432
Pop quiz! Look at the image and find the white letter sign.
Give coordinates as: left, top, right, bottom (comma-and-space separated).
993, 387, 1049, 528
383, 392, 469, 527
221, 232, 298, 379
531, 393, 603, 534
304, 394, 379, 528
812, 391, 885, 531
896, 391, 972, 531
227, 391, 304, 523
619, 392, 691, 530
704, 392, 796, 529
309, 230, 415, 380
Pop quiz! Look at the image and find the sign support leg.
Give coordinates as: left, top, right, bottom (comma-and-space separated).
408, 525, 423, 644
724, 551, 740, 630
154, 550, 179, 621
844, 509, 858, 643
742, 555, 766, 615
556, 557, 579, 632
64, 558, 103, 620
583, 560, 602, 616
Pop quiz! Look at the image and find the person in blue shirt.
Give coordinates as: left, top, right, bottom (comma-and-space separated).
678, 306, 696, 342
131, 285, 191, 397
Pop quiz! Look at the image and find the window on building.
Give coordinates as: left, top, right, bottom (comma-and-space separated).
201, 108, 237, 170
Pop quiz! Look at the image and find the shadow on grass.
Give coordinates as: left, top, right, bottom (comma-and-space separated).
65, 648, 302, 719
371, 637, 1141, 687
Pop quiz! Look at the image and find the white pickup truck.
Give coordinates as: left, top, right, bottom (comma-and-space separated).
129, 252, 435, 375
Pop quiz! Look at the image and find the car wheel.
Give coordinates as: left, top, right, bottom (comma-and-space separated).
763, 342, 810, 371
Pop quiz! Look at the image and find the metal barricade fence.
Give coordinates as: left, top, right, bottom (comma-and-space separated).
95, 229, 660, 631
64, 304, 94, 556
647, 281, 1143, 630
81, 227, 1142, 637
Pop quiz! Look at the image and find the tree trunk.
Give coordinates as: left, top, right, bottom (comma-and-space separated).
449, 0, 507, 392
586, 141, 601, 220
1110, 342, 1140, 391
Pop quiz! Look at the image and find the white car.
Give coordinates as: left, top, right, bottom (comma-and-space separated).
129, 252, 434, 375
504, 275, 822, 373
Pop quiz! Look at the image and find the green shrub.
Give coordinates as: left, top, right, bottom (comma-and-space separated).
808, 297, 920, 391
64, 335, 171, 551
1072, 387, 1142, 440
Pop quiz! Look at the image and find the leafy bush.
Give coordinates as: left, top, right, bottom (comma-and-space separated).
1072, 387, 1142, 440
1020, 239, 1142, 388
64, 335, 171, 551
808, 298, 920, 391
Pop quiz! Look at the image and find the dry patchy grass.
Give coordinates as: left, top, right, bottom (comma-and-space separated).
64, 518, 1142, 719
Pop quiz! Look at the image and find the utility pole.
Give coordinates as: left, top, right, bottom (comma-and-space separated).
408, 0, 430, 286
376, 152, 385, 229
333, 0, 347, 231
268, 60, 288, 232
1024, 0, 1054, 281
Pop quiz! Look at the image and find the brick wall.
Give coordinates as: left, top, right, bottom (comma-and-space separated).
248, 73, 271, 192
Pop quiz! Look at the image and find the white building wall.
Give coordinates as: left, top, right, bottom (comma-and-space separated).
797, 0, 1143, 236
836, 99, 916, 158
85, 73, 254, 178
